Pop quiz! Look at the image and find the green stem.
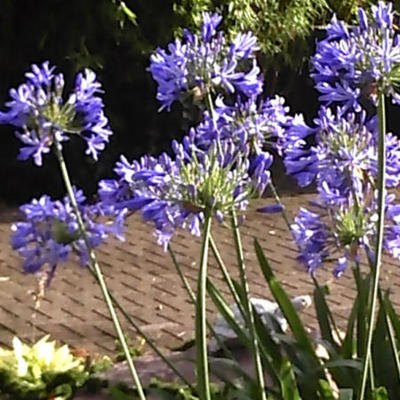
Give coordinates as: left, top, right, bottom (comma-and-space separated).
209, 235, 246, 322
53, 141, 146, 400
267, 181, 293, 233
168, 245, 196, 301
83, 261, 194, 391
205, 92, 217, 122
168, 244, 238, 362
196, 213, 212, 400
380, 291, 400, 382
358, 91, 386, 400
231, 209, 266, 400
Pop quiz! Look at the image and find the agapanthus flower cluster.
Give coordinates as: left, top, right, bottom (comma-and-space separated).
284, 1, 400, 276
292, 192, 400, 276
99, 13, 293, 249
99, 118, 273, 249
284, 107, 400, 198
211, 95, 292, 155
0, 61, 112, 166
148, 12, 262, 111
11, 189, 126, 280
312, 1, 400, 110
283, 104, 400, 274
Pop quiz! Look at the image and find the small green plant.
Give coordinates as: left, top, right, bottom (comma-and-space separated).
0, 335, 110, 400
108, 378, 224, 400
115, 335, 146, 362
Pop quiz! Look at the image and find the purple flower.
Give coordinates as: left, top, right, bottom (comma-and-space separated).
195, 95, 292, 157
201, 12, 222, 42
25, 61, 55, 87
248, 152, 273, 195
385, 195, 400, 259
99, 110, 275, 249
283, 107, 400, 204
14, 128, 53, 167
292, 198, 367, 277
312, 2, 400, 109
148, 12, 262, 111
257, 204, 284, 214
292, 188, 400, 276
0, 61, 112, 165
292, 207, 330, 274
70, 69, 112, 160
11, 190, 125, 282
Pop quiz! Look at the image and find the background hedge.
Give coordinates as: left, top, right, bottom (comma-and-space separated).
0, 0, 388, 204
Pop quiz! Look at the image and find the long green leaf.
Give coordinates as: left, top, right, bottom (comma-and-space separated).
341, 295, 358, 359
352, 266, 370, 358
318, 379, 337, 400
382, 291, 400, 349
313, 279, 339, 353
379, 291, 400, 396
207, 278, 280, 389
254, 239, 322, 398
254, 239, 316, 356
206, 278, 252, 349
280, 360, 302, 400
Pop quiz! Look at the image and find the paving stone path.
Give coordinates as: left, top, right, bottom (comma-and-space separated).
1, 193, 400, 359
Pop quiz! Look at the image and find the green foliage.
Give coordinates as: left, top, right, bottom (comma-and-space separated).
251, 241, 400, 398
114, 335, 145, 362
148, 378, 222, 399
184, 236, 400, 399
172, 0, 391, 71
0, 335, 110, 400
110, 0, 138, 28
108, 378, 224, 400
173, 0, 329, 69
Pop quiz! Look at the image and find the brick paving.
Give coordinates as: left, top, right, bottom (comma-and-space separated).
1, 193, 400, 358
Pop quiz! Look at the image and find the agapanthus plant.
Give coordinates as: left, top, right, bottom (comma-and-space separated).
283, 104, 400, 276
0, 60, 149, 398
11, 189, 126, 281
0, 61, 112, 165
200, 95, 292, 155
312, 1, 400, 111
99, 118, 272, 249
148, 12, 262, 111
292, 191, 400, 276
284, 106, 400, 197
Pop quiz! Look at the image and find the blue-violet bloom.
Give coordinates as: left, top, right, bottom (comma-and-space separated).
148, 12, 262, 111
0, 61, 112, 165
312, 2, 400, 110
11, 189, 126, 282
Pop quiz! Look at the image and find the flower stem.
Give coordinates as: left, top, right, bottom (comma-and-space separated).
209, 235, 246, 321
168, 244, 237, 361
205, 92, 217, 123
358, 91, 386, 400
83, 261, 194, 391
53, 141, 146, 400
231, 209, 266, 400
267, 181, 292, 231
195, 213, 212, 400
